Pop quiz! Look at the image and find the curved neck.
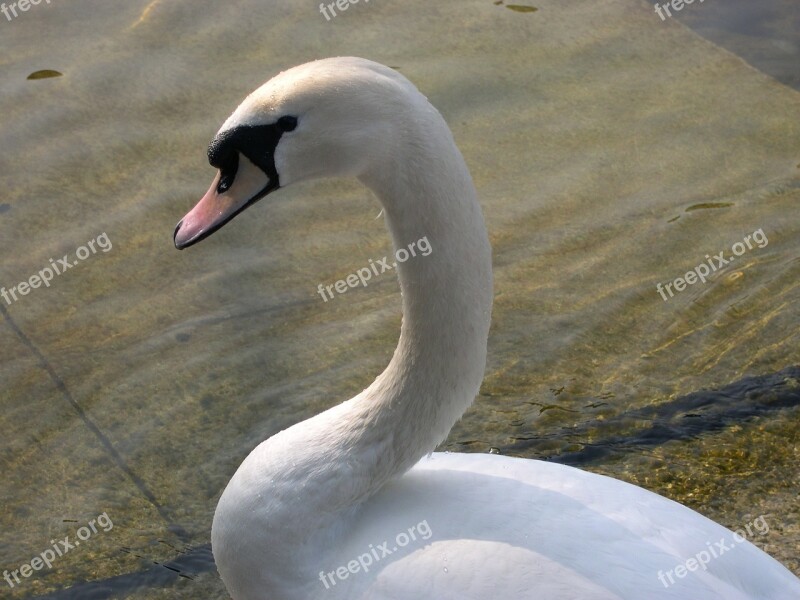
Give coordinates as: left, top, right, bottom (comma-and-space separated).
213, 102, 493, 600
293, 104, 493, 513
356, 126, 493, 479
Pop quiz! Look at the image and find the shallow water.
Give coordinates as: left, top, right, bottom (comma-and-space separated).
0, 0, 798, 597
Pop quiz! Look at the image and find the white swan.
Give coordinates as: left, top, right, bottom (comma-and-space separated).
173, 57, 800, 600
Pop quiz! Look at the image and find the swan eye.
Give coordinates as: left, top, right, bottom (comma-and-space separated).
277, 116, 298, 132
217, 174, 233, 194
216, 151, 239, 194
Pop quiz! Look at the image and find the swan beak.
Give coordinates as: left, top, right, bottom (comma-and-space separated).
174, 154, 274, 250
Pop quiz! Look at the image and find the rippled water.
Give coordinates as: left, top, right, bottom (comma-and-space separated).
1, 0, 798, 597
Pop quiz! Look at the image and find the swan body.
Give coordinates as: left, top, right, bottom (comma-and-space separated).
173, 57, 800, 600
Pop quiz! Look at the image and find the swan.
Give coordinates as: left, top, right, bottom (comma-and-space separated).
173, 57, 800, 600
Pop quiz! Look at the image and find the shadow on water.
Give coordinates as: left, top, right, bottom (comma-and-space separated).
26, 545, 215, 600
673, 0, 800, 90
503, 365, 800, 465
22, 366, 800, 599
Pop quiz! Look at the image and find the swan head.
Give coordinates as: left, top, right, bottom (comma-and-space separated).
174, 57, 412, 249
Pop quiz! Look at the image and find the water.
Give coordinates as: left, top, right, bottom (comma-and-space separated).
0, 0, 798, 597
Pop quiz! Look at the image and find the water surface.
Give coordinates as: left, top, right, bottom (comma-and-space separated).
0, 0, 798, 597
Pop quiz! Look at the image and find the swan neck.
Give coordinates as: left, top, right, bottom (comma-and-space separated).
357, 119, 493, 475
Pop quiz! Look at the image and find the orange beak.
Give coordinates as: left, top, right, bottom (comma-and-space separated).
174, 154, 274, 249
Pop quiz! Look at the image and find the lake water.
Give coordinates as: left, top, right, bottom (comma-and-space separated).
0, 0, 798, 597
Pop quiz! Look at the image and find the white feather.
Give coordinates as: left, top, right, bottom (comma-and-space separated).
208, 57, 800, 600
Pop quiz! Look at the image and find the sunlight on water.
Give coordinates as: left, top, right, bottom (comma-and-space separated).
0, 0, 797, 597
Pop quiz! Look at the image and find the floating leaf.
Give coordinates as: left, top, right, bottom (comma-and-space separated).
506, 4, 538, 12
685, 202, 734, 212
27, 69, 62, 80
